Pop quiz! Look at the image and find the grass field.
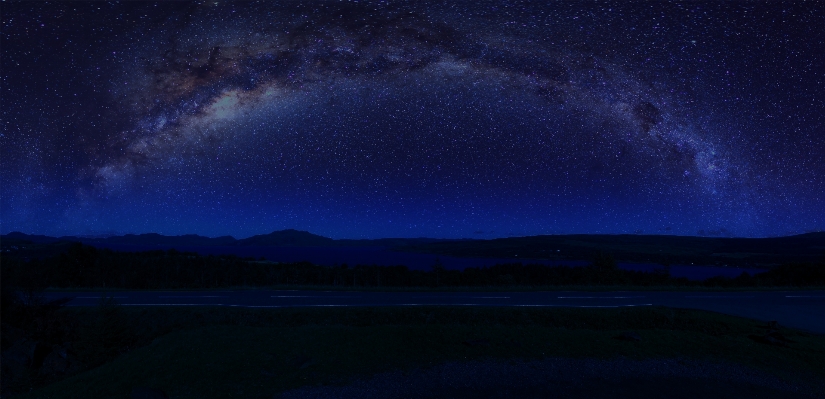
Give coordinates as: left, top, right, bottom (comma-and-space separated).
16, 306, 825, 399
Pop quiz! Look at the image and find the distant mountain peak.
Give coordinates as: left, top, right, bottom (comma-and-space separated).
267, 228, 322, 236
240, 229, 334, 246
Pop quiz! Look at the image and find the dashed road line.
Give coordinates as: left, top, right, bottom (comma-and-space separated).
270, 295, 362, 298
557, 296, 645, 299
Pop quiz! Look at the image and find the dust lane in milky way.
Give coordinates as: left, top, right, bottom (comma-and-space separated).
2, 1, 824, 239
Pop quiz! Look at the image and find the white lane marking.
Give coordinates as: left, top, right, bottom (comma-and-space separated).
557, 296, 645, 299
78, 303, 653, 308
244, 304, 351, 308
270, 295, 361, 298
514, 304, 654, 308
786, 295, 825, 298
76, 296, 128, 299
685, 295, 754, 298
158, 296, 228, 298
396, 303, 653, 308
119, 304, 350, 307
121, 304, 206, 306
418, 296, 511, 299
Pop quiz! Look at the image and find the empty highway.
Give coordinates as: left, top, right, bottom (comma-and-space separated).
40, 290, 825, 334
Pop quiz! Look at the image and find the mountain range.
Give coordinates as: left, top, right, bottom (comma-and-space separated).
3, 230, 824, 267
0, 229, 443, 248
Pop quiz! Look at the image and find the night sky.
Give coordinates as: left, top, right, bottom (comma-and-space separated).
2, 1, 824, 239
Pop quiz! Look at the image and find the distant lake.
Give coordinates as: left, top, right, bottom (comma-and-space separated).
90, 243, 767, 281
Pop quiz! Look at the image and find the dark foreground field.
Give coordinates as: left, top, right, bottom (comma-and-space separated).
4, 305, 824, 399
2, 238, 824, 398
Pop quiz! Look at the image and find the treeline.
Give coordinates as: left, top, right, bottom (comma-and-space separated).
2, 243, 824, 290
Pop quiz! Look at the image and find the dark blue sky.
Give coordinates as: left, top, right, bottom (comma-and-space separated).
2, 1, 824, 239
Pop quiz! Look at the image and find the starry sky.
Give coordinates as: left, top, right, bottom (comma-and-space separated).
2, 1, 824, 239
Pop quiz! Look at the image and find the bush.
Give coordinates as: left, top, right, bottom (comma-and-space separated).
74, 296, 133, 368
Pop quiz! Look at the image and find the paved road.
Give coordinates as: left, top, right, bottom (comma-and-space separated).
41, 290, 825, 334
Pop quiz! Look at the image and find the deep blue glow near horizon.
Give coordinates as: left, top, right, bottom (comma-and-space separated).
2, 1, 824, 239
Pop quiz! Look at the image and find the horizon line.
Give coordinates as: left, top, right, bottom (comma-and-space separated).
3, 229, 824, 242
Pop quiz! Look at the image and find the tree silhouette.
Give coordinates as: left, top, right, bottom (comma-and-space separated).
592, 251, 617, 271
432, 258, 445, 287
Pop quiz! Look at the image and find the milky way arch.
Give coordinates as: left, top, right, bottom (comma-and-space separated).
5, 1, 822, 238
97, 2, 728, 194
